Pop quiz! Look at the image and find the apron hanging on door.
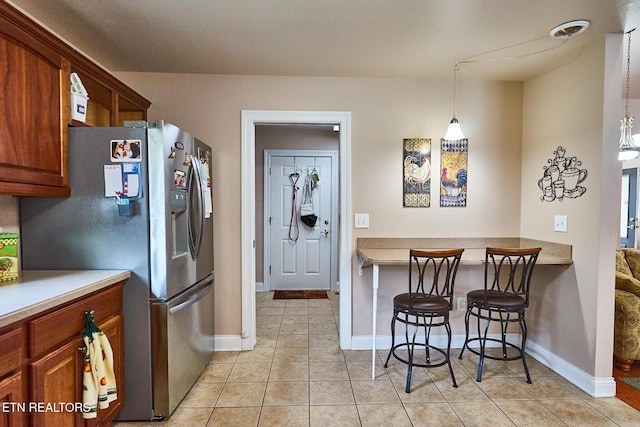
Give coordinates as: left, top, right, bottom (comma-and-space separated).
300, 173, 318, 227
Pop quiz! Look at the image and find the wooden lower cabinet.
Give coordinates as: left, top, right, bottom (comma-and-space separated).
29, 313, 123, 427
0, 282, 124, 427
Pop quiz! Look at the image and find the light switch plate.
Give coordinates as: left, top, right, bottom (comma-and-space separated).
554, 215, 568, 232
354, 213, 369, 228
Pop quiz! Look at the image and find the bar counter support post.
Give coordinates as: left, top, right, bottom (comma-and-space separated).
371, 263, 379, 379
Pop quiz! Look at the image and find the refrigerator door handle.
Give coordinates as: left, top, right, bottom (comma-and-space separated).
193, 156, 205, 257
187, 155, 205, 260
168, 278, 213, 315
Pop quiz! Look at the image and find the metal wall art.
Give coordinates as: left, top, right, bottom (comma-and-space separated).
403, 138, 431, 207
440, 139, 468, 207
538, 146, 587, 202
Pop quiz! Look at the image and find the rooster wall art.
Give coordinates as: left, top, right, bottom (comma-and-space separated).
403, 138, 432, 207
440, 138, 468, 207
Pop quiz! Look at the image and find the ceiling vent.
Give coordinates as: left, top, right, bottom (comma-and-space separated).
549, 20, 590, 39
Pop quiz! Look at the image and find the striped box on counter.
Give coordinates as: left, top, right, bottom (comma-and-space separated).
0, 233, 19, 282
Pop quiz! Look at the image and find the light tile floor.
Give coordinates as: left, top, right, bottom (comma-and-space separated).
115, 291, 640, 426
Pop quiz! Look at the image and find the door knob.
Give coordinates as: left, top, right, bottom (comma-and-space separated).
321, 229, 329, 235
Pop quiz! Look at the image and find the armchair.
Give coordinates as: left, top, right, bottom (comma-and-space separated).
614, 249, 640, 371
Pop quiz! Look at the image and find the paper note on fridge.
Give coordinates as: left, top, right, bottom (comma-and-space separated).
123, 163, 140, 197
104, 164, 123, 197
126, 174, 140, 197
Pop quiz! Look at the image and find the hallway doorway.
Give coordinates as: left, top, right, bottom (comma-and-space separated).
241, 110, 352, 352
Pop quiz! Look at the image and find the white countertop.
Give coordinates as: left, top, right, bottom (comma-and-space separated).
0, 270, 131, 329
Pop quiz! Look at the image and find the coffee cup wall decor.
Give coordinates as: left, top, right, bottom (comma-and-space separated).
538, 146, 587, 202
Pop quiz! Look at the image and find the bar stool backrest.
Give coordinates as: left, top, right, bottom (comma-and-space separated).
484, 247, 542, 307
409, 248, 464, 309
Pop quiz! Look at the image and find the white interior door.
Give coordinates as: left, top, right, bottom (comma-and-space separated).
268, 155, 333, 290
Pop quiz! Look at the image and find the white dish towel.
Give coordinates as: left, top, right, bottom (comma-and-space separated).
82, 313, 117, 419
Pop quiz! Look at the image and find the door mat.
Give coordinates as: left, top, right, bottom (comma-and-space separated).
273, 290, 328, 300
619, 376, 640, 391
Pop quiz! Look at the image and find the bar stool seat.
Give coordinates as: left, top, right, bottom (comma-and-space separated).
466, 289, 526, 310
393, 294, 450, 312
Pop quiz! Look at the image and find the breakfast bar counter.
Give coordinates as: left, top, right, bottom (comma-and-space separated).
0, 270, 131, 328
357, 237, 573, 272
357, 237, 572, 378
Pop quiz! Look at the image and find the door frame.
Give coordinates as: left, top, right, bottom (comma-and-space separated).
264, 149, 339, 292
241, 110, 352, 351
621, 167, 638, 248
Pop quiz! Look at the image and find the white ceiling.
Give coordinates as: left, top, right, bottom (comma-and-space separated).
7, 0, 640, 95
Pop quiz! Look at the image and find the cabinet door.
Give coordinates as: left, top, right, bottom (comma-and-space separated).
0, 372, 26, 427
29, 337, 83, 427
0, 8, 70, 196
30, 315, 124, 427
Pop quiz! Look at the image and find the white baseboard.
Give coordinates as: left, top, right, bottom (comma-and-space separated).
350, 333, 615, 398
214, 335, 244, 352
255, 281, 265, 292
525, 339, 615, 398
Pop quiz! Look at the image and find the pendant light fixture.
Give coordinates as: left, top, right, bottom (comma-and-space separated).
444, 61, 466, 141
619, 30, 639, 161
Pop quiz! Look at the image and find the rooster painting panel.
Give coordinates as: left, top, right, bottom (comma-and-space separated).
403, 138, 431, 207
440, 139, 468, 207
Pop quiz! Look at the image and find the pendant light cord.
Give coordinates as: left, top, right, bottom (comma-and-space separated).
625, 30, 633, 120
452, 61, 459, 119
457, 36, 570, 67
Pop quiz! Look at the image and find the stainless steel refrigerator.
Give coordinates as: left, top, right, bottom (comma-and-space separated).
19, 120, 215, 421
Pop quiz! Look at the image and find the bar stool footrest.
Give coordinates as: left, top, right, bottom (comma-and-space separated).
462, 337, 526, 362
387, 342, 451, 369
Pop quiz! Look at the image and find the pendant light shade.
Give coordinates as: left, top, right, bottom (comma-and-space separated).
444, 118, 465, 140
619, 117, 639, 160
444, 62, 465, 141
619, 30, 639, 160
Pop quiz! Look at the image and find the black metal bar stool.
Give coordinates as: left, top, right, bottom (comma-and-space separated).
384, 248, 464, 392
458, 247, 541, 383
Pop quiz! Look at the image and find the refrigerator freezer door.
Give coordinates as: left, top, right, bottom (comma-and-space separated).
146, 121, 214, 300
147, 120, 197, 299
151, 272, 215, 418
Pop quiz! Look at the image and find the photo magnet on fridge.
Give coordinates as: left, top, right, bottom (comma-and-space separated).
111, 139, 142, 162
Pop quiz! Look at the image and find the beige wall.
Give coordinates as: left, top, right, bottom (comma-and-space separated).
114, 72, 524, 338
0, 196, 19, 233
521, 35, 620, 379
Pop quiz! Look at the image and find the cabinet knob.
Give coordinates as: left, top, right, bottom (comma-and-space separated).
79, 346, 86, 353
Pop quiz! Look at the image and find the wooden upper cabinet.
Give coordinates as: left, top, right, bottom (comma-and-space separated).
0, 6, 70, 197
0, 2, 150, 197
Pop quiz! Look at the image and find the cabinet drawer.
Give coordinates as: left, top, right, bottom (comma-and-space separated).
0, 327, 23, 378
28, 283, 123, 357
